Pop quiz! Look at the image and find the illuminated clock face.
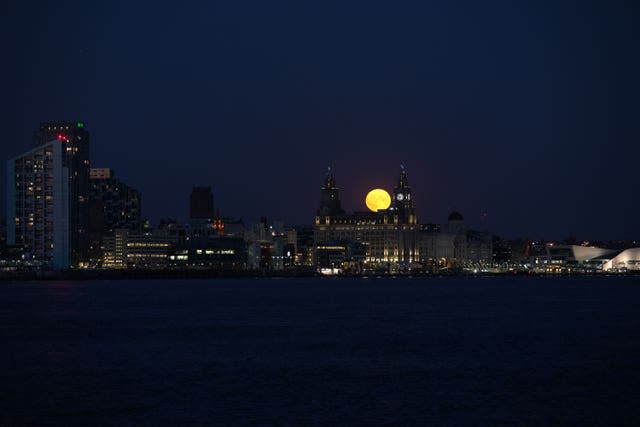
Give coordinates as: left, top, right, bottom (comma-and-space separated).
396, 193, 404, 201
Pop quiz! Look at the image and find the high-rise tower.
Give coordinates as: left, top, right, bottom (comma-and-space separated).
34, 121, 90, 264
190, 186, 214, 219
7, 140, 70, 269
391, 165, 416, 224
317, 166, 344, 217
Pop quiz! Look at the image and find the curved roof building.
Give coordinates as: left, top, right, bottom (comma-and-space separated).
602, 248, 640, 271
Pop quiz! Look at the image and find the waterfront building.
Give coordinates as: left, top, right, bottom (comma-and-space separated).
295, 226, 315, 267
174, 236, 247, 269
155, 219, 188, 248
445, 212, 493, 266
540, 244, 640, 273
315, 241, 367, 272
602, 248, 640, 271
34, 121, 90, 263
181, 214, 247, 269
186, 186, 236, 245
245, 218, 275, 270
466, 229, 493, 264
219, 217, 245, 238
88, 168, 142, 260
417, 230, 455, 269
102, 229, 171, 268
6, 140, 69, 269
492, 237, 513, 265
447, 211, 468, 262
313, 166, 456, 270
243, 217, 296, 270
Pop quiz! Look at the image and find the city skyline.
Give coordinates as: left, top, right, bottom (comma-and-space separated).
3, 123, 637, 242
2, 4, 639, 426
2, 1, 639, 240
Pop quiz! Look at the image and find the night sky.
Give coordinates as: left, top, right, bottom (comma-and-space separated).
2, 1, 638, 240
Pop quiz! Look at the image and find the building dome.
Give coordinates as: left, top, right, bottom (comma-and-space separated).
448, 211, 464, 222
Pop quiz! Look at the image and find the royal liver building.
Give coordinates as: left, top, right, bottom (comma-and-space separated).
313, 165, 480, 270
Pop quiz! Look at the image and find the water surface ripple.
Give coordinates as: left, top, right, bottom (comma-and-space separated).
1, 276, 639, 426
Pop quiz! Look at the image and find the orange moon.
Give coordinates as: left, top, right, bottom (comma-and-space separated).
365, 189, 391, 212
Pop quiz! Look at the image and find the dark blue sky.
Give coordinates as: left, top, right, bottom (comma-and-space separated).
2, 1, 638, 240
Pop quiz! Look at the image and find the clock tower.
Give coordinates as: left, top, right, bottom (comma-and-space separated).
391, 165, 416, 224
317, 166, 345, 217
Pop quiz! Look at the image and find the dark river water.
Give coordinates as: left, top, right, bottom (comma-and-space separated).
1, 276, 639, 426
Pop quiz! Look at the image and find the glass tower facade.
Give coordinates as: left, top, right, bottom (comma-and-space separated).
34, 121, 90, 264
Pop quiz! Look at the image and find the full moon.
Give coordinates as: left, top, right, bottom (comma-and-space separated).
365, 188, 391, 212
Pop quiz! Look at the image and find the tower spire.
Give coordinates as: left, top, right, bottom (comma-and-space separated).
398, 164, 409, 187
324, 163, 336, 189
317, 166, 344, 216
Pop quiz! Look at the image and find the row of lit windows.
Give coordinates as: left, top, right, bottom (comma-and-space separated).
126, 242, 170, 248
318, 225, 401, 231
127, 254, 166, 258
195, 249, 235, 255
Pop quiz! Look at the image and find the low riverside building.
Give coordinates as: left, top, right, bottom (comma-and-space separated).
602, 248, 640, 271
245, 218, 296, 271
102, 229, 171, 269
315, 241, 367, 273
447, 212, 493, 267
102, 228, 248, 270
175, 236, 247, 269
544, 244, 640, 273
